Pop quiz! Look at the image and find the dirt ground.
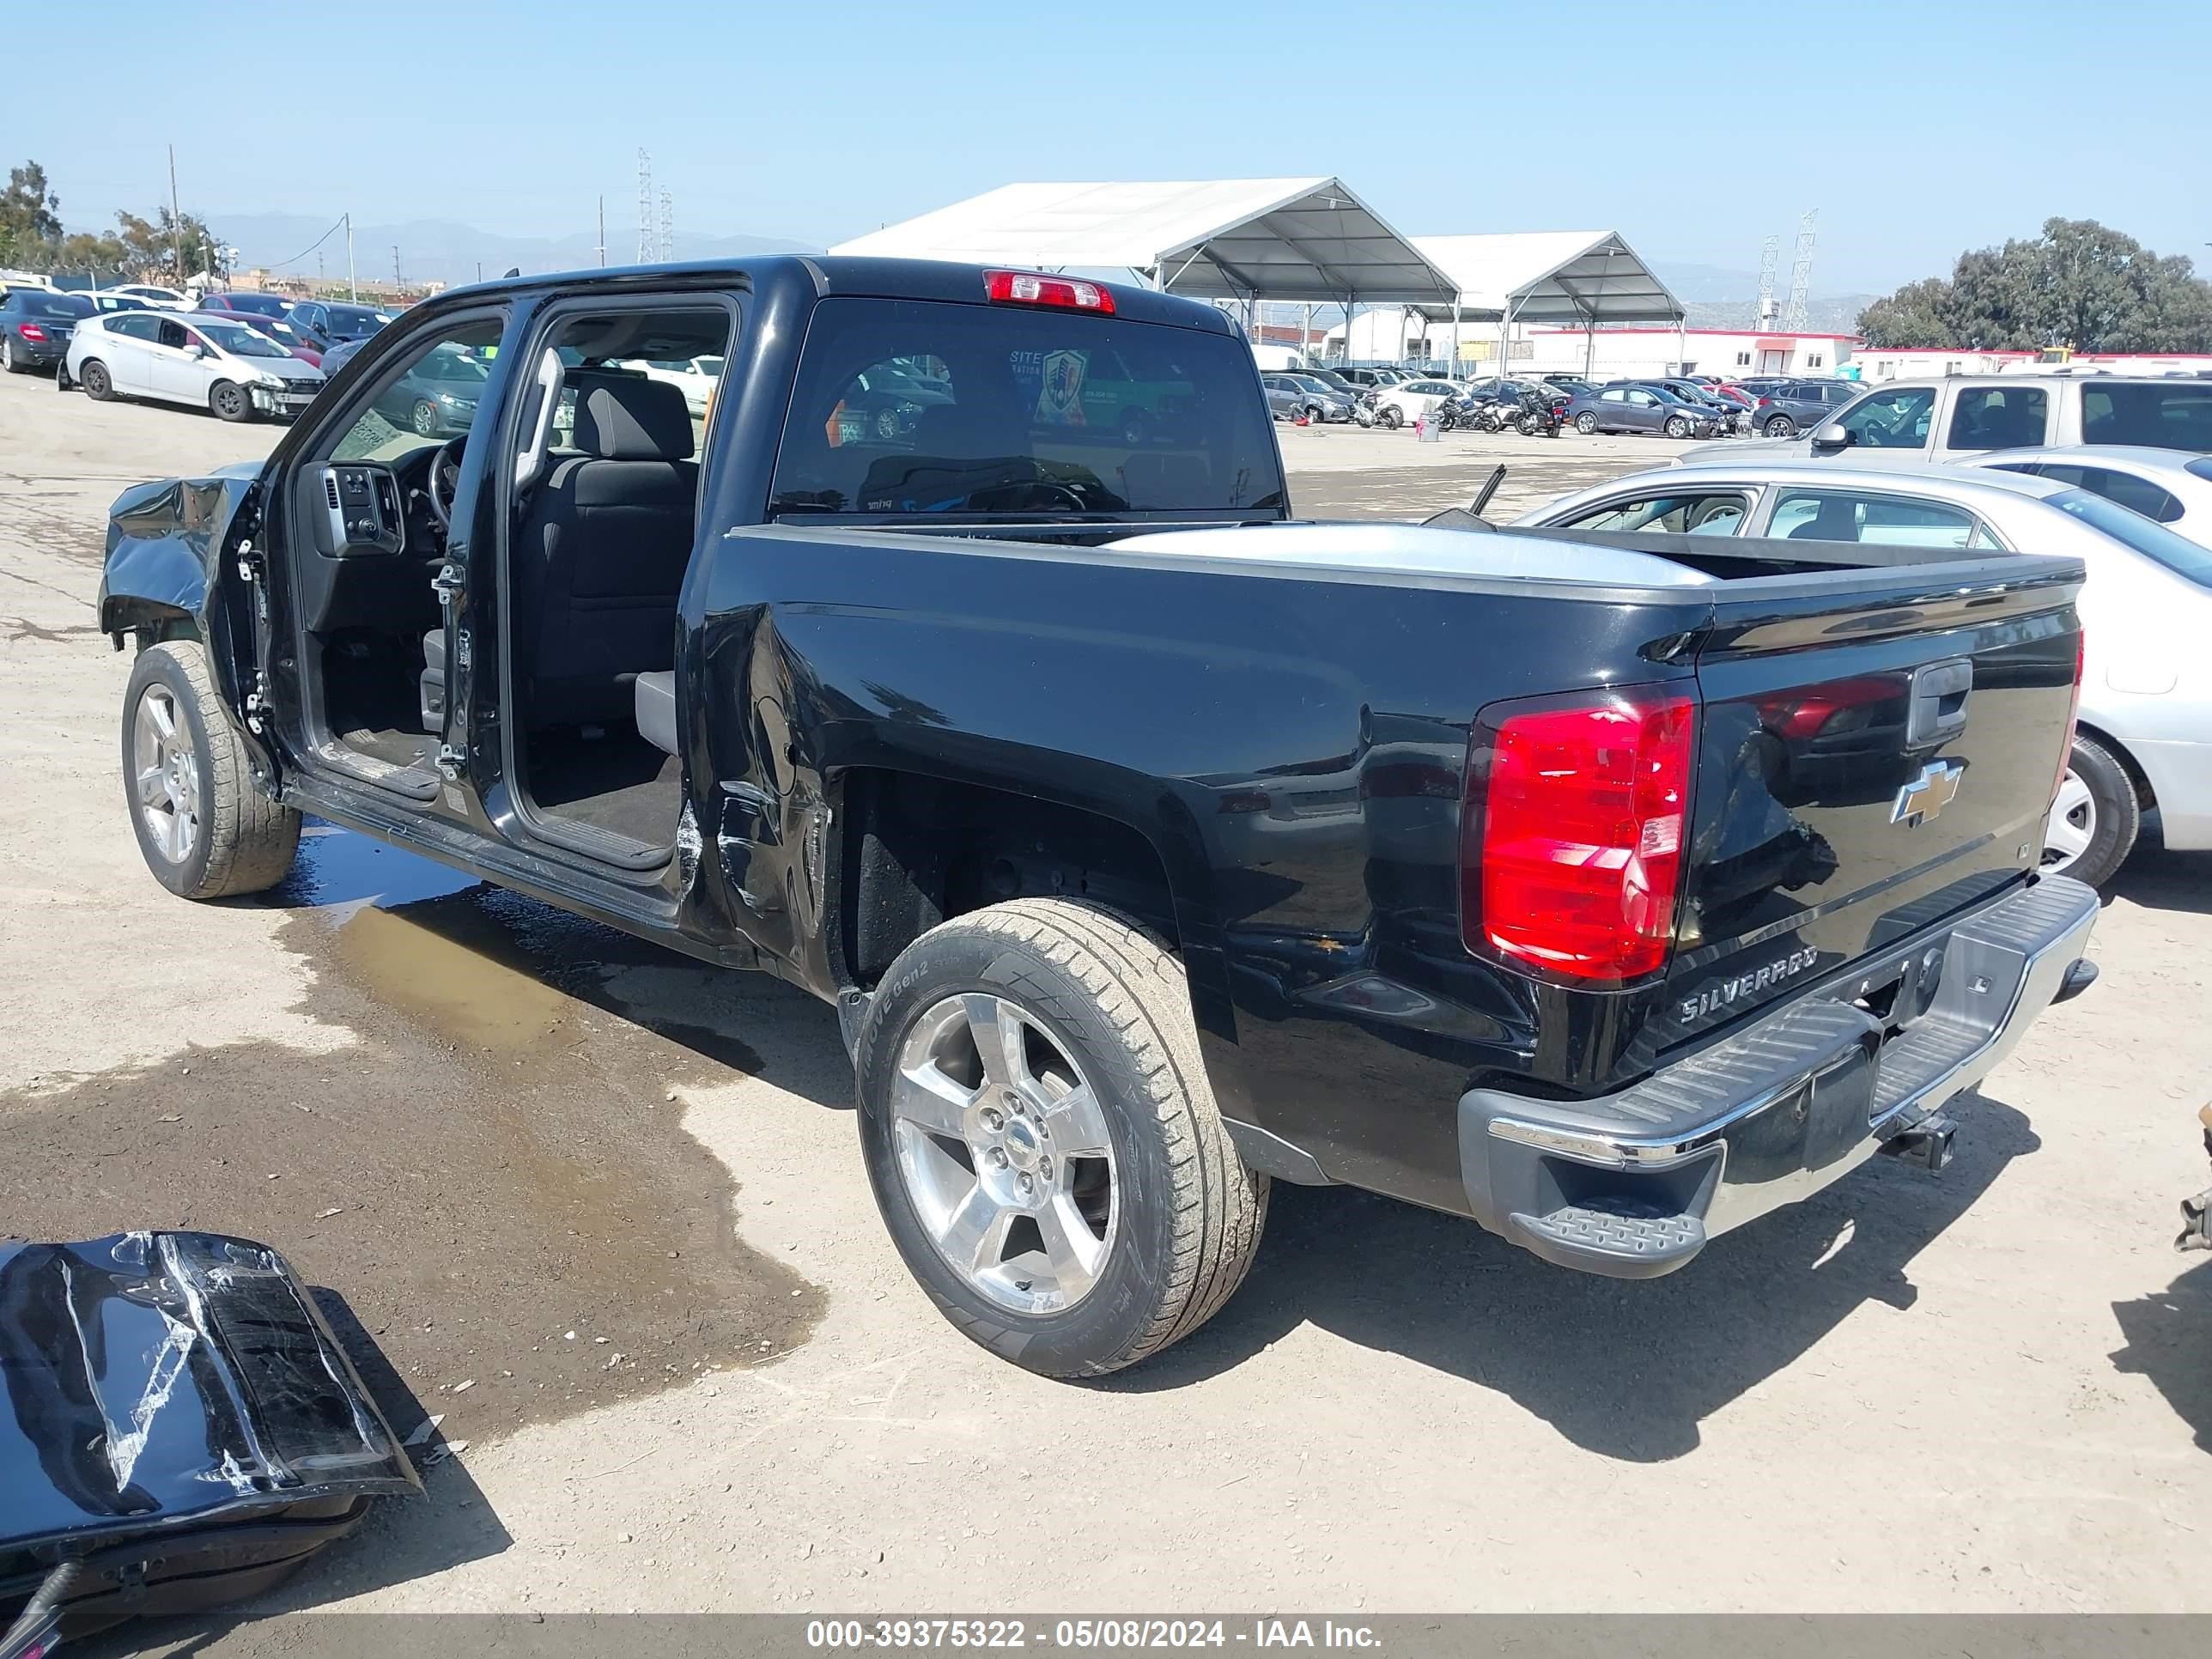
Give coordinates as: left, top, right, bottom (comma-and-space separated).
4, 372, 2212, 1629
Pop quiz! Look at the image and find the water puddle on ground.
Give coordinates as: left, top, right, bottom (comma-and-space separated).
0, 822, 830, 1437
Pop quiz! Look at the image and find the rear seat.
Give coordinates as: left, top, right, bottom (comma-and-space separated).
634, 671, 677, 757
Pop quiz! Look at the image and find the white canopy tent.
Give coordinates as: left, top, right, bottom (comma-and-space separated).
830, 178, 1461, 311
1409, 231, 1686, 378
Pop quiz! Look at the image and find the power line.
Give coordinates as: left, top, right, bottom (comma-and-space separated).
262, 212, 350, 272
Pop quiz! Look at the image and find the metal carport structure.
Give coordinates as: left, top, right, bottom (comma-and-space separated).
1410, 231, 1686, 378
830, 178, 1462, 312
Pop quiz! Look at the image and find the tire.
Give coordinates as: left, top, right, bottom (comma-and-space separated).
1, 337, 19, 374
1518, 413, 1541, 436
855, 897, 1269, 1379
1575, 410, 1598, 434
2044, 732, 2140, 890
1764, 415, 1797, 438
875, 405, 902, 441
1304, 404, 1324, 425
209, 380, 254, 423
1665, 415, 1692, 439
81, 360, 114, 402
410, 398, 441, 437
122, 641, 301, 900
1378, 405, 1402, 429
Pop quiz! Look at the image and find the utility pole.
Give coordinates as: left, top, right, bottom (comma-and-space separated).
1756, 234, 1780, 331
636, 149, 654, 264
596, 195, 606, 267
167, 144, 185, 287
659, 186, 674, 263
345, 213, 356, 302
392, 245, 402, 288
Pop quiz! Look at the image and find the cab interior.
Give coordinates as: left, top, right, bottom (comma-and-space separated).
284, 303, 730, 866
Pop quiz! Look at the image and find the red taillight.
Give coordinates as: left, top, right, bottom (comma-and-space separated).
1461, 686, 1698, 984
18, 323, 46, 342
2051, 628, 2085, 807
984, 270, 1115, 314
1754, 396, 1770, 407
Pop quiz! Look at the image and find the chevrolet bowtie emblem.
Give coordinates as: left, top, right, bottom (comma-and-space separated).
1892, 759, 1965, 826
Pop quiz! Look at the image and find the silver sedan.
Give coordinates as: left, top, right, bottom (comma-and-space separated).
1965, 444, 2212, 549
1515, 459, 2212, 887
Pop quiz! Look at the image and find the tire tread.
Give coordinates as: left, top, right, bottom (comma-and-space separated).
137, 641, 300, 898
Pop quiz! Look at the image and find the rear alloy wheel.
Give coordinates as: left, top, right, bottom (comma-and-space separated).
2044, 733, 2140, 890
1, 337, 19, 374
1664, 414, 1692, 439
1575, 410, 1598, 435
1764, 415, 1797, 438
856, 898, 1268, 1377
122, 641, 301, 899
81, 360, 113, 401
410, 398, 442, 437
209, 380, 253, 423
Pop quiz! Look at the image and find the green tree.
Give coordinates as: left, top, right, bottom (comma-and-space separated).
1857, 218, 2212, 354
115, 206, 221, 284
0, 161, 64, 266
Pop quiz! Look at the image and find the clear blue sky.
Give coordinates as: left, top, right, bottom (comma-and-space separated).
7, 0, 2206, 293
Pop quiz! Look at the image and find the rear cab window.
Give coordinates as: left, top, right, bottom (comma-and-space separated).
769, 298, 1285, 517
1766, 489, 1984, 549
1562, 491, 1751, 535
2081, 382, 2212, 450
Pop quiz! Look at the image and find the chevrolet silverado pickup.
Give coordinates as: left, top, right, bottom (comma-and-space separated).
96, 257, 2098, 1376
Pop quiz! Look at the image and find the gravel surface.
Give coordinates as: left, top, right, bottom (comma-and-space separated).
3, 370, 2211, 1628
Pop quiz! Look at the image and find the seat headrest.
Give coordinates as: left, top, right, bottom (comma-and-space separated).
572, 375, 695, 461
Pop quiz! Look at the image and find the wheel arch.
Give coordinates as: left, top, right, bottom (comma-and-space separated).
2073, 717, 2156, 808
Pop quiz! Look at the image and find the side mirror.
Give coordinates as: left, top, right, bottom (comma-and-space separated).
185, 343, 207, 361
1810, 422, 1854, 452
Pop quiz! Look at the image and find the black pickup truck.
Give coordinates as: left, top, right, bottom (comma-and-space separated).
97, 257, 2099, 1376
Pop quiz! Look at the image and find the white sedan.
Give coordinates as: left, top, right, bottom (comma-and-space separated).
617, 355, 721, 416
1517, 458, 2212, 888
1967, 445, 2212, 549
100, 283, 193, 311
1370, 377, 1464, 430
65, 311, 325, 422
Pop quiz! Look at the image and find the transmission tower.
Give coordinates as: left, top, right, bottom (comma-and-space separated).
1783, 209, 1818, 333
659, 188, 674, 263
1755, 235, 1780, 331
635, 149, 654, 264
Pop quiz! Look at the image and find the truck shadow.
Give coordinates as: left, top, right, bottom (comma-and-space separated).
2111, 1252, 2212, 1451
1111, 1091, 2038, 1461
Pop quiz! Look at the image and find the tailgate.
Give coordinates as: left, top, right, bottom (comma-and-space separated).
1662, 553, 2083, 1044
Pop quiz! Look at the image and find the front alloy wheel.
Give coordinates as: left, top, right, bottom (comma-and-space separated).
411, 398, 442, 437
890, 993, 1116, 1315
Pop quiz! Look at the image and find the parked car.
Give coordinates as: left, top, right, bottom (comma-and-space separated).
91, 258, 2102, 1381
215, 310, 323, 368
1517, 458, 2212, 886
616, 354, 722, 417
99, 283, 191, 310
82, 291, 155, 314
197, 290, 295, 320
0, 289, 91, 374
1739, 378, 1859, 438
1278, 373, 1358, 423
64, 310, 325, 421
1540, 375, 1597, 400
1370, 375, 1466, 428
1330, 366, 1395, 389
373, 340, 492, 435
1703, 373, 2212, 464
1258, 374, 1306, 421
283, 299, 392, 352
1565, 382, 1725, 438
1971, 446, 2212, 547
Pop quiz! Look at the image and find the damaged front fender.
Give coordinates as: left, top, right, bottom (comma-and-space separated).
96, 460, 265, 643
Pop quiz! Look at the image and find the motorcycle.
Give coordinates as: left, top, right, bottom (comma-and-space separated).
1513, 392, 1565, 438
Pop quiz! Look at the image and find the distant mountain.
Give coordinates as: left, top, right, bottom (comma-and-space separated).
192, 213, 816, 289
1653, 262, 1766, 304
1684, 295, 1876, 334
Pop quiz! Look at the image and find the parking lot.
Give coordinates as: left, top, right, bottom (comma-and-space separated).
6, 365, 2212, 1620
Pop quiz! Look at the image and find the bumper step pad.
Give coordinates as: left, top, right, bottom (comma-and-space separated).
1507, 1198, 1707, 1278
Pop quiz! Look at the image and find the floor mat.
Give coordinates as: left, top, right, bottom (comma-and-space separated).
529, 729, 682, 848
339, 726, 436, 771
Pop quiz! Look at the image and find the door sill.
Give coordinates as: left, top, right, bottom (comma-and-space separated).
310, 739, 440, 801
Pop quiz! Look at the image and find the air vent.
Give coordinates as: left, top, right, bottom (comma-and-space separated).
324, 474, 341, 511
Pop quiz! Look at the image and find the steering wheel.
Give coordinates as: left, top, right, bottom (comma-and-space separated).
424, 434, 466, 531
973, 479, 1089, 514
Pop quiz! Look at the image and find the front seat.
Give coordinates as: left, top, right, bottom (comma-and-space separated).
512, 373, 699, 726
